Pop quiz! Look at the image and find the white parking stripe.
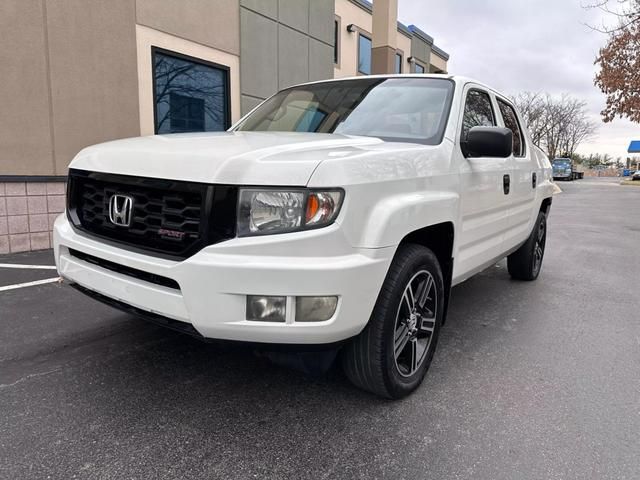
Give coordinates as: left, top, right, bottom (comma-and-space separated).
0, 264, 57, 270
0, 277, 60, 292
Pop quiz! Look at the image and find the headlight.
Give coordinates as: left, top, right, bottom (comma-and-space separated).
237, 189, 343, 236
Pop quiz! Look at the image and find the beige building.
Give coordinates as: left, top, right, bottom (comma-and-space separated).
0, 0, 449, 254
334, 0, 448, 78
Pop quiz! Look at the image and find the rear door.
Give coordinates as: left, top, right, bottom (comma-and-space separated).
454, 86, 511, 281
495, 97, 537, 251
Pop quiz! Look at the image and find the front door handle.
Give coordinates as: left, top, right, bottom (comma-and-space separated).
503, 174, 510, 195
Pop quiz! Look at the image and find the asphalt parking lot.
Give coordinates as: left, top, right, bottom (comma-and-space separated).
1, 177, 639, 480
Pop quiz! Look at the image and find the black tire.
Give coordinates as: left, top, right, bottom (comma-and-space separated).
507, 211, 547, 281
342, 244, 444, 399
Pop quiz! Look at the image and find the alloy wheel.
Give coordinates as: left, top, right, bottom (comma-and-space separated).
393, 270, 438, 377
533, 220, 546, 275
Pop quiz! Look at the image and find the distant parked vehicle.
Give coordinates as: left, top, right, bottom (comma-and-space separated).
632, 170, 640, 181
552, 158, 583, 181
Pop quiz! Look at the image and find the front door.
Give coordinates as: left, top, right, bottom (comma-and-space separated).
453, 86, 512, 282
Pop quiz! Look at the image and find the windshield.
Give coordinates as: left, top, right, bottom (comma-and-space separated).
234, 78, 455, 145
553, 159, 571, 167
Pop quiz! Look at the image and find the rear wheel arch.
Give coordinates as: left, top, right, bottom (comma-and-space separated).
540, 197, 552, 216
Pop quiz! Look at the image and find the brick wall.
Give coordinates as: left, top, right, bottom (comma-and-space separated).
0, 181, 66, 254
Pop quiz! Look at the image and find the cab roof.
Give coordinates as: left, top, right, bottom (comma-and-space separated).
295, 74, 497, 94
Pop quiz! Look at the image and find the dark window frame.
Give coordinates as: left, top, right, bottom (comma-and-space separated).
151, 46, 231, 134
334, 17, 341, 65
496, 97, 526, 157
459, 88, 497, 146
395, 52, 403, 74
414, 62, 425, 74
357, 32, 372, 75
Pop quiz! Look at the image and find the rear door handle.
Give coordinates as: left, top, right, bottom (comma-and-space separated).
503, 174, 510, 195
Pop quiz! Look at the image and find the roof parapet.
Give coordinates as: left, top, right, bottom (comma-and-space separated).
348, 0, 373, 14
346, 1, 442, 53
397, 21, 412, 37
408, 25, 434, 45
431, 44, 450, 61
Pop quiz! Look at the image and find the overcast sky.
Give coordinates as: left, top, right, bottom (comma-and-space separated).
398, 0, 638, 159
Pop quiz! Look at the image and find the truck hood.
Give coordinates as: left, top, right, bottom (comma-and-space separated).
69, 131, 384, 186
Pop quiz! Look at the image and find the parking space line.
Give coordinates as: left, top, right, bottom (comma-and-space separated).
0, 264, 57, 270
0, 277, 60, 292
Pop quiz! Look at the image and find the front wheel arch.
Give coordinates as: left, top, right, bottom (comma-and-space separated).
399, 222, 454, 324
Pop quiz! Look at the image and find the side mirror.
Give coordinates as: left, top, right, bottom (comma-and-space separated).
463, 126, 512, 158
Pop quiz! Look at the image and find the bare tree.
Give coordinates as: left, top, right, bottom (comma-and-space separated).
512, 93, 597, 158
511, 92, 546, 145
583, 0, 640, 33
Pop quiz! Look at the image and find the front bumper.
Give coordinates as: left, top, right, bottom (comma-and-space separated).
54, 215, 394, 344
552, 172, 571, 179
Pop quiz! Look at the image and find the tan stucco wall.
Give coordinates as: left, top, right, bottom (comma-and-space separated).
136, 0, 240, 56
396, 31, 412, 73
334, 0, 372, 78
334, 0, 418, 76
430, 52, 448, 72
371, 0, 397, 49
136, 25, 241, 136
0, 1, 54, 175
0, 0, 242, 176
46, 0, 140, 175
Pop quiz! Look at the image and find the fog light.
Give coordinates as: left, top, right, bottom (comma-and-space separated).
246, 296, 286, 322
295, 296, 338, 322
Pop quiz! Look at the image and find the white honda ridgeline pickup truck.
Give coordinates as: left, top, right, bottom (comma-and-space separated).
54, 75, 553, 399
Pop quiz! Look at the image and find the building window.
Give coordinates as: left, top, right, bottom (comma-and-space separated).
334, 19, 339, 64
153, 48, 230, 134
414, 63, 425, 74
358, 34, 372, 75
395, 53, 402, 74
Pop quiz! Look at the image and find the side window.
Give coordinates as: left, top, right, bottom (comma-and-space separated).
461, 89, 495, 141
497, 99, 525, 156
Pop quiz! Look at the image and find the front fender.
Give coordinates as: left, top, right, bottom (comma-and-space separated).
335, 181, 459, 248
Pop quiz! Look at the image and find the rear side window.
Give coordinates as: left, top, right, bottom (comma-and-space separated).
461, 90, 495, 141
498, 99, 525, 156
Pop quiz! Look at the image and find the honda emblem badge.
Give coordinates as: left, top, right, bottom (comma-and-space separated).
108, 194, 134, 227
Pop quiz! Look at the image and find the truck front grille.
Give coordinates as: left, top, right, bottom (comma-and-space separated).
67, 169, 237, 259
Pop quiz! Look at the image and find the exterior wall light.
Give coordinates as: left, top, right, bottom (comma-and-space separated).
346, 24, 356, 33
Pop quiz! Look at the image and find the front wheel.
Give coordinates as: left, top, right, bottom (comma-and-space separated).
342, 244, 444, 399
507, 211, 547, 281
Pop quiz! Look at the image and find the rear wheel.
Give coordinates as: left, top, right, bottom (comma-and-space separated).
507, 211, 547, 281
342, 244, 444, 399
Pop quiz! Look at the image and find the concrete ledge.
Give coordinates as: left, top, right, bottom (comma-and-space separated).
0, 175, 66, 183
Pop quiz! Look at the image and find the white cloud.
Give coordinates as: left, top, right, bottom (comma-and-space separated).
398, 0, 639, 159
